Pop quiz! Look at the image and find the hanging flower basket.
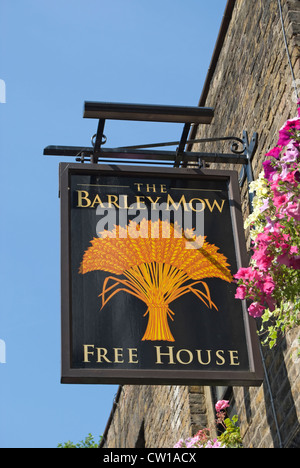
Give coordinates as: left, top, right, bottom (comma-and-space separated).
174, 400, 242, 449
234, 104, 300, 351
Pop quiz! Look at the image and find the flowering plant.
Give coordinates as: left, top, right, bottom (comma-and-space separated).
174, 400, 242, 449
234, 105, 300, 350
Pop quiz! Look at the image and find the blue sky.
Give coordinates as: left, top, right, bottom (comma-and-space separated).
0, 0, 227, 448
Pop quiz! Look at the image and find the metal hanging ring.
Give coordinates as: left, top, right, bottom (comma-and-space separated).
91, 134, 107, 147
230, 140, 246, 154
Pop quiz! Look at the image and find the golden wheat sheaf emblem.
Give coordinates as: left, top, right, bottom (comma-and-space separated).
79, 219, 232, 342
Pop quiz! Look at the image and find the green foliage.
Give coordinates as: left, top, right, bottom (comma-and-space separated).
218, 415, 243, 449
260, 297, 300, 350
57, 433, 102, 448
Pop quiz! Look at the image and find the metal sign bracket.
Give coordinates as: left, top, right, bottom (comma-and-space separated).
43, 101, 258, 192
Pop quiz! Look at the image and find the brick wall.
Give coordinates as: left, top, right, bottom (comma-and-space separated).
193, 0, 300, 235
101, 0, 300, 448
101, 385, 209, 448
193, 0, 300, 449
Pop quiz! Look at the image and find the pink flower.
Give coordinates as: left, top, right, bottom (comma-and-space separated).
252, 249, 272, 271
263, 159, 277, 181
277, 117, 300, 146
260, 199, 269, 213
255, 232, 272, 245
282, 171, 298, 187
215, 400, 230, 412
205, 439, 225, 448
273, 193, 288, 208
186, 435, 201, 448
265, 217, 277, 232
293, 170, 300, 183
235, 285, 247, 300
280, 163, 290, 179
234, 267, 253, 280
277, 243, 300, 269
281, 143, 299, 162
263, 280, 275, 296
266, 146, 282, 159
248, 302, 265, 318
174, 439, 185, 448
195, 429, 210, 443
286, 202, 300, 221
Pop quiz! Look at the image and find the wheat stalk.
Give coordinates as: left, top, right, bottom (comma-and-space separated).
79, 219, 232, 341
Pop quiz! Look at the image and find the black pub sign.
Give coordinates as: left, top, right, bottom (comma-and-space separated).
60, 163, 263, 385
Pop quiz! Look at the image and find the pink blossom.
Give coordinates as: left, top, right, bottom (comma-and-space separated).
266, 146, 282, 159
281, 142, 299, 162
260, 198, 269, 213
282, 171, 298, 187
286, 202, 300, 221
252, 249, 272, 271
255, 232, 272, 245
205, 439, 225, 448
293, 170, 300, 183
270, 179, 280, 195
277, 243, 300, 268
263, 279, 275, 296
263, 159, 277, 181
273, 193, 288, 208
281, 163, 291, 179
248, 302, 265, 318
186, 435, 201, 448
234, 267, 253, 280
235, 285, 247, 300
277, 117, 300, 146
234, 266, 265, 283
215, 400, 230, 412
174, 439, 185, 448
265, 217, 277, 232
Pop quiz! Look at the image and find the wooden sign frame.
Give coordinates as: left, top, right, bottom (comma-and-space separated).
59, 162, 263, 386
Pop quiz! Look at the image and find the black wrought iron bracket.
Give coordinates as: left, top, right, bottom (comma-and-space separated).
43, 101, 258, 196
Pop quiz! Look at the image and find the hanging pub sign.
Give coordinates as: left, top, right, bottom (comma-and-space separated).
59, 162, 263, 385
